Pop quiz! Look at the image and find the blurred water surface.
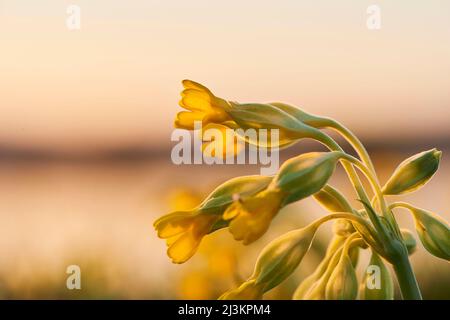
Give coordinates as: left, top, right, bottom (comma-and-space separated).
0, 149, 448, 299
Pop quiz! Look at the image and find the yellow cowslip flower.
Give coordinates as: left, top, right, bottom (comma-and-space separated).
154, 212, 220, 264
175, 80, 232, 130
223, 152, 344, 244
200, 123, 244, 159
382, 149, 441, 195
223, 189, 285, 245
154, 175, 273, 263
218, 280, 264, 300
175, 80, 324, 148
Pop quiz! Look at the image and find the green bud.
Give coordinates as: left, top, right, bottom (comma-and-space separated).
251, 224, 318, 292
382, 149, 441, 195
348, 246, 360, 268
304, 236, 359, 300
325, 254, 358, 300
360, 253, 394, 300
400, 229, 417, 255
410, 207, 450, 261
199, 175, 272, 213
227, 102, 322, 148
269, 102, 329, 128
333, 219, 357, 237
293, 235, 345, 300
313, 185, 353, 213
270, 151, 344, 205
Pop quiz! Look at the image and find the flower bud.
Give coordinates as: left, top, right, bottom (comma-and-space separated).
333, 219, 356, 237
400, 229, 417, 255
360, 253, 394, 300
313, 185, 353, 213
227, 102, 322, 148
219, 280, 263, 300
325, 254, 358, 300
382, 149, 441, 195
410, 207, 450, 261
293, 235, 345, 300
200, 175, 272, 213
269, 102, 329, 128
348, 246, 360, 268
223, 189, 285, 244
270, 151, 344, 205
251, 224, 318, 292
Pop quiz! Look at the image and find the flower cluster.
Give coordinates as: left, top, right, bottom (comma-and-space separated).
154, 80, 450, 300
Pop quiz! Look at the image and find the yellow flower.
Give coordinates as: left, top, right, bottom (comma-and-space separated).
154, 211, 220, 264
175, 80, 325, 149
201, 123, 244, 159
223, 189, 285, 245
155, 175, 273, 263
175, 80, 232, 130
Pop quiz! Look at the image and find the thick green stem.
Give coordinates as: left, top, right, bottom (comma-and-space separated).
392, 251, 422, 300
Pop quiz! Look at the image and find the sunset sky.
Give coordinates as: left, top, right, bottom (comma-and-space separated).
1, 0, 449, 153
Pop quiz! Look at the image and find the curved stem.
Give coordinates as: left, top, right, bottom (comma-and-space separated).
323, 119, 378, 178
340, 154, 387, 215
314, 131, 372, 206
311, 212, 371, 230
308, 212, 382, 252
342, 233, 361, 255
340, 154, 401, 237
389, 201, 416, 212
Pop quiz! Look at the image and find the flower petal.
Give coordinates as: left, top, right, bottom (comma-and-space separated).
182, 79, 213, 95
174, 111, 204, 130
167, 232, 202, 264
154, 211, 196, 238
180, 89, 213, 112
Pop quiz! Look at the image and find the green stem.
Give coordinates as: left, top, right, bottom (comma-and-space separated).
324, 119, 390, 213
309, 212, 383, 252
392, 250, 423, 300
314, 132, 372, 206
340, 154, 387, 215
324, 119, 377, 177
341, 154, 401, 237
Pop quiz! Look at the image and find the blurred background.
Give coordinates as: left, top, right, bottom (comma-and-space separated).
0, 0, 449, 299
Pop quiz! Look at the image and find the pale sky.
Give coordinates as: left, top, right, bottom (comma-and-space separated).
0, 0, 449, 153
